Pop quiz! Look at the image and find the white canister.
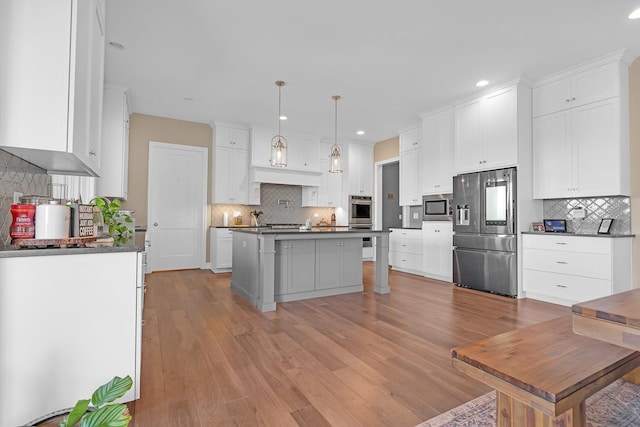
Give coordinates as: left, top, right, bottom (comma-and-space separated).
35, 203, 70, 239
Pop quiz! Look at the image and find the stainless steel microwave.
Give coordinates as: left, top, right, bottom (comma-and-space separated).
423, 194, 453, 221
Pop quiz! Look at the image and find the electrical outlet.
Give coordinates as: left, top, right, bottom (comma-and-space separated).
313, 213, 319, 218
13, 191, 23, 204
572, 207, 586, 219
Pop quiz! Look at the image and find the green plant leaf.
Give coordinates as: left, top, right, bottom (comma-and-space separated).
79, 404, 131, 427
62, 399, 91, 427
91, 376, 133, 407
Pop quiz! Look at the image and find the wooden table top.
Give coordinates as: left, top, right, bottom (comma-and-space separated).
572, 288, 640, 328
451, 316, 640, 404
572, 288, 640, 351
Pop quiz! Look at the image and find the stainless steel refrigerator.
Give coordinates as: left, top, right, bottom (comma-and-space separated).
452, 167, 517, 297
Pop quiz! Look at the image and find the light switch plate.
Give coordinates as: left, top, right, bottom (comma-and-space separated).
412, 212, 419, 219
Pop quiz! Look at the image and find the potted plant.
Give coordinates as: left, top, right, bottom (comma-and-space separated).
26, 375, 133, 426
91, 198, 133, 246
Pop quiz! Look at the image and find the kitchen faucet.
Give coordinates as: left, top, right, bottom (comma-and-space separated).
277, 199, 291, 209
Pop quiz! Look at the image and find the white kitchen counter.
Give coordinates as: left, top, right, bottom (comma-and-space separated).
0, 249, 144, 426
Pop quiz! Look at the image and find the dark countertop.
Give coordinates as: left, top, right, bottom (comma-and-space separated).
0, 243, 143, 258
521, 231, 635, 238
232, 227, 388, 235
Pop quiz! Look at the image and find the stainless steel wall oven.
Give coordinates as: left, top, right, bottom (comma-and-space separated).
349, 195, 373, 248
349, 195, 373, 224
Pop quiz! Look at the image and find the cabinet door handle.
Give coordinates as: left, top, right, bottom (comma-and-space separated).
89, 149, 96, 156
565, 99, 571, 103
556, 284, 568, 288
571, 97, 576, 101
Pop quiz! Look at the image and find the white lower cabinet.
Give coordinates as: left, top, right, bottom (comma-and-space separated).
389, 228, 423, 275
522, 234, 632, 306
210, 228, 233, 272
0, 251, 142, 427
422, 221, 453, 282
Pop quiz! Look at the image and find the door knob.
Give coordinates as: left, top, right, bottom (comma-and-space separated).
153, 222, 158, 227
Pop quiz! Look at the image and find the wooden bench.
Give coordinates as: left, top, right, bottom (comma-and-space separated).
451, 316, 640, 427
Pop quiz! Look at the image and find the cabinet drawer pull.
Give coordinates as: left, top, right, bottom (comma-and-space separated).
556, 261, 568, 264
556, 284, 568, 288
555, 242, 567, 245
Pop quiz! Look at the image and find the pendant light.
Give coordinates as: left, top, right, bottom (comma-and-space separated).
270, 81, 288, 168
329, 95, 343, 173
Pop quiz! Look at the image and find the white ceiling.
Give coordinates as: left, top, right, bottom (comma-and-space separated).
105, 0, 640, 144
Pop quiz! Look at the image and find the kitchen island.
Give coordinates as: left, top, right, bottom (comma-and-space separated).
231, 228, 390, 312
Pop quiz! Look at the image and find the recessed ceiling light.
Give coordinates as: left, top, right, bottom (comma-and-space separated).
279, 115, 287, 120
356, 130, 365, 135
476, 80, 489, 87
629, 8, 640, 19
108, 41, 125, 50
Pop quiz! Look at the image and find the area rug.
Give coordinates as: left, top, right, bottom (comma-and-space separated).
418, 379, 640, 427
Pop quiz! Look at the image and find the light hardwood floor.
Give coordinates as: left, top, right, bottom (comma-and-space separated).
129, 262, 568, 426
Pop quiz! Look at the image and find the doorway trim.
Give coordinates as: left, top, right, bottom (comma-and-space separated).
374, 157, 399, 262
374, 157, 400, 230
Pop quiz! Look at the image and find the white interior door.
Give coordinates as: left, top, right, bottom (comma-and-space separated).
147, 142, 207, 272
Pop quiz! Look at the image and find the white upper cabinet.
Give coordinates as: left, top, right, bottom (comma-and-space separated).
213, 124, 250, 204
97, 86, 130, 199
399, 125, 422, 152
0, 0, 105, 176
251, 130, 320, 172
533, 61, 620, 117
216, 126, 250, 150
532, 55, 630, 199
347, 143, 373, 196
454, 84, 520, 174
398, 124, 422, 205
304, 142, 342, 207
399, 149, 421, 206
421, 108, 454, 195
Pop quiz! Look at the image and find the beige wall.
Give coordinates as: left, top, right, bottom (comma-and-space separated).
374, 136, 399, 163
123, 113, 213, 253
630, 59, 640, 289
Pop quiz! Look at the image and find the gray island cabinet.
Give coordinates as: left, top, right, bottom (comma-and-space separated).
231, 228, 391, 311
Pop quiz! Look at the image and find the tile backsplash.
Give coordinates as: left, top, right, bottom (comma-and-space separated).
0, 150, 51, 245
211, 184, 335, 226
543, 196, 631, 234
